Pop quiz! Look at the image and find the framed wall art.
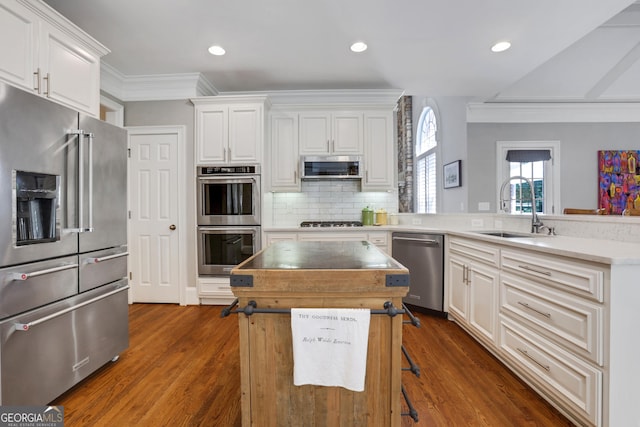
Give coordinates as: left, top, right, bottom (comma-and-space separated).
598, 150, 640, 215
443, 160, 461, 189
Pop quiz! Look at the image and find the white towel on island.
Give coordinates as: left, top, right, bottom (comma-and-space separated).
291, 308, 371, 392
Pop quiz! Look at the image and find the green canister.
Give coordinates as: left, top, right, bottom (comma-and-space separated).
362, 206, 374, 225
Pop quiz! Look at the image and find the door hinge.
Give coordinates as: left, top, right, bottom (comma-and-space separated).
127, 148, 131, 158
129, 272, 132, 280
128, 210, 131, 219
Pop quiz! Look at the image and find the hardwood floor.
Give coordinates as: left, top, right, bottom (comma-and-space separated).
52, 304, 574, 426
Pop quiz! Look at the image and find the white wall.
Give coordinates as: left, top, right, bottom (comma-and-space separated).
466, 122, 640, 213
411, 96, 470, 213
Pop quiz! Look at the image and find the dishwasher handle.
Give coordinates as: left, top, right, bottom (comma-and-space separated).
392, 236, 440, 245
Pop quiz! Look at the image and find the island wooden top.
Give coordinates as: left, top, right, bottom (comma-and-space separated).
237, 240, 406, 270
231, 241, 409, 297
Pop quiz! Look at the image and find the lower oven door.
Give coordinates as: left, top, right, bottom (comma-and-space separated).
0, 279, 129, 405
198, 226, 261, 275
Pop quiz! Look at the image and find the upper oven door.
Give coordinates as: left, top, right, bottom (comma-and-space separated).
197, 175, 261, 225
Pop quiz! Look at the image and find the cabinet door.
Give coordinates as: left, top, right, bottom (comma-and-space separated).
362, 112, 394, 191
39, 22, 101, 115
332, 112, 363, 154
448, 255, 468, 320
0, 0, 38, 92
269, 113, 300, 191
264, 232, 298, 246
196, 106, 228, 164
299, 112, 331, 154
229, 104, 262, 164
298, 232, 368, 242
468, 263, 499, 344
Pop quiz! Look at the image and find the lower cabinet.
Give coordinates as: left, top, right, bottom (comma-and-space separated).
447, 237, 611, 427
447, 238, 500, 346
499, 316, 602, 426
265, 230, 390, 253
198, 276, 235, 305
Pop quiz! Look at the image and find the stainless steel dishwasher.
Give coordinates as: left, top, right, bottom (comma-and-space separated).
392, 232, 445, 315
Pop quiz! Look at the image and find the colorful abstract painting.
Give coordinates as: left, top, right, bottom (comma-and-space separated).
598, 150, 640, 215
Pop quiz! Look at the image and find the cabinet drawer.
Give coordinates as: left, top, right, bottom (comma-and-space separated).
367, 232, 388, 246
500, 272, 603, 365
499, 316, 602, 426
501, 249, 604, 302
449, 238, 499, 267
198, 277, 232, 296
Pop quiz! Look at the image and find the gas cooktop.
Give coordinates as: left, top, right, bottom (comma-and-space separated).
300, 221, 363, 228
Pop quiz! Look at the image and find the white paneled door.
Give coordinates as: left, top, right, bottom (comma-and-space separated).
128, 126, 184, 303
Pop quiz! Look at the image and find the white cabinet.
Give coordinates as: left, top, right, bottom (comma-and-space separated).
299, 111, 363, 155
268, 113, 300, 191
447, 237, 500, 347
198, 276, 235, 305
0, 0, 107, 116
0, 0, 38, 92
367, 231, 389, 253
298, 231, 368, 242
497, 247, 606, 426
264, 232, 298, 246
267, 230, 388, 252
362, 111, 395, 191
193, 96, 267, 165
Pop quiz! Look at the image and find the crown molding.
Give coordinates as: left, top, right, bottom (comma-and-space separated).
239, 89, 405, 107
100, 63, 218, 101
20, 0, 110, 56
467, 102, 640, 123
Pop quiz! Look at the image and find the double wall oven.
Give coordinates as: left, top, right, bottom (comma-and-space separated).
197, 166, 261, 275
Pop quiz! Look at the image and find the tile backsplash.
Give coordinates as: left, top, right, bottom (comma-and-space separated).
267, 180, 399, 226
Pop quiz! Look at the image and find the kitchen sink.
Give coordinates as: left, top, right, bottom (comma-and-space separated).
472, 231, 545, 238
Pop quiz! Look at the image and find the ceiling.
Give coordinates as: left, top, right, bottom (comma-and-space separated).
43, 0, 640, 102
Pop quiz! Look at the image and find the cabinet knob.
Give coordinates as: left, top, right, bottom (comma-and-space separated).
169, 224, 176, 231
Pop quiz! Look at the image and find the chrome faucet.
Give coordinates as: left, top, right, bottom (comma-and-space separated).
499, 176, 544, 233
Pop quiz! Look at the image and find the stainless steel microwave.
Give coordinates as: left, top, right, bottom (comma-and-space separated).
300, 155, 362, 180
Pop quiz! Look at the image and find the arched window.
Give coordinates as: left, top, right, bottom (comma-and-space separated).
415, 105, 438, 213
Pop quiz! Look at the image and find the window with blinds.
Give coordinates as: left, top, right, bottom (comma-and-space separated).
416, 107, 438, 213
496, 142, 560, 215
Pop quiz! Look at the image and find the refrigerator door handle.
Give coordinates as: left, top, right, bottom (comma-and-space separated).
14, 283, 129, 332
66, 130, 94, 233
9, 263, 79, 281
84, 252, 129, 264
86, 132, 94, 232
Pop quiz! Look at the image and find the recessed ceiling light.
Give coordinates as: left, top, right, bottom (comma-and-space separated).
208, 45, 226, 56
350, 42, 368, 53
491, 41, 511, 53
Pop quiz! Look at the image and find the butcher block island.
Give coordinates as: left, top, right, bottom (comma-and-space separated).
229, 241, 410, 427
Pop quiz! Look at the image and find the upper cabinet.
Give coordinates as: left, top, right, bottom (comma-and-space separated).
362, 111, 395, 191
269, 112, 300, 192
0, 0, 109, 116
299, 111, 363, 155
192, 96, 268, 165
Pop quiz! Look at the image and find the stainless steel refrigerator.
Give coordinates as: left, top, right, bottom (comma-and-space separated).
0, 81, 129, 405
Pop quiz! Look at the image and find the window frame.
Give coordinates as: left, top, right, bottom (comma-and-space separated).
415, 102, 441, 213
496, 141, 561, 215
